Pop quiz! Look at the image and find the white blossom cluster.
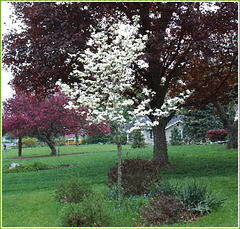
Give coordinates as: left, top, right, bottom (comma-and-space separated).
58, 16, 191, 131
58, 16, 149, 128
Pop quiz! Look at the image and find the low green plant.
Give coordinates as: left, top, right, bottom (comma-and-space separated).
157, 180, 224, 214
107, 190, 150, 211
3, 162, 55, 173
56, 177, 92, 203
22, 137, 39, 148
60, 194, 111, 227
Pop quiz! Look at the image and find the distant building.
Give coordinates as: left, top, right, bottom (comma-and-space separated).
127, 115, 184, 145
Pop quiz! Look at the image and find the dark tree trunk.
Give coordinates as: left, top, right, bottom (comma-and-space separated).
18, 136, 22, 157
215, 102, 238, 149
152, 123, 173, 169
75, 133, 79, 146
40, 135, 57, 156
226, 122, 238, 149
47, 138, 57, 156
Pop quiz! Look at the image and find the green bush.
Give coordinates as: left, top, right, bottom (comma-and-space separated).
170, 126, 183, 145
22, 137, 39, 147
3, 162, 55, 173
56, 177, 92, 203
81, 135, 112, 144
60, 194, 111, 227
131, 129, 146, 148
157, 180, 224, 214
107, 158, 161, 195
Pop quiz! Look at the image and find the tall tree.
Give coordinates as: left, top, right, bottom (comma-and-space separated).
59, 16, 148, 204
3, 2, 238, 167
2, 107, 28, 156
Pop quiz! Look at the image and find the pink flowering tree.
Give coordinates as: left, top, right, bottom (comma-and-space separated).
2, 92, 110, 156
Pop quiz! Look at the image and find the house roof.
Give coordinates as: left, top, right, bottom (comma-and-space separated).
123, 115, 184, 131
165, 115, 184, 130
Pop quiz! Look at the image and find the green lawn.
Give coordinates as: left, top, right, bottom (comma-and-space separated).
2, 144, 238, 227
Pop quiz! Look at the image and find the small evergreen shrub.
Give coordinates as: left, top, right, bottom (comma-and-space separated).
56, 177, 92, 203
22, 137, 38, 147
107, 158, 161, 195
206, 129, 227, 142
60, 194, 110, 227
170, 126, 183, 145
131, 129, 146, 148
140, 194, 192, 225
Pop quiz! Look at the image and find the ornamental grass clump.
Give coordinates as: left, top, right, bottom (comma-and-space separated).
157, 180, 225, 214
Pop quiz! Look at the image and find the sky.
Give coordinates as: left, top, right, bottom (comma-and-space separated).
1, 2, 15, 102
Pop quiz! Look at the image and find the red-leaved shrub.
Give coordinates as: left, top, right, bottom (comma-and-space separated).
206, 129, 227, 142
107, 158, 161, 195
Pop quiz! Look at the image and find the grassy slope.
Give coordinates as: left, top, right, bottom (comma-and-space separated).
2, 144, 238, 227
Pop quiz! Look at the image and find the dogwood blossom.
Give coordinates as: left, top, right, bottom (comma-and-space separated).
58, 15, 191, 132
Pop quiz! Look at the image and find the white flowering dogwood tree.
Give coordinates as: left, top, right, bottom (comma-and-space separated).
58, 16, 149, 204
58, 15, 191, 202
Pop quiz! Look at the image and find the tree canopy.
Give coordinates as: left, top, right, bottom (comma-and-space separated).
3, 2, 238, 167
2, 92, 110, 156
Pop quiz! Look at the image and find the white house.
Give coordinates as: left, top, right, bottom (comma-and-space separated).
141, 116, 184, 145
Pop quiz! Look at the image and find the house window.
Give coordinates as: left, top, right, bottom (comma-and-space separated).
150, 130, 153, 139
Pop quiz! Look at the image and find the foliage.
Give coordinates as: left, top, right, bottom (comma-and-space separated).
112, 134, 128, 145
206, 129, 227, 142
131, 129, 146, 148
107, 158, 161, 195
140, 194, 192, 226
170, 126, 183, 145
3, 162, 55, 173
58, 15, 148, 204
56, 177, 92, 204
60, 194, 111, 227
22, 137, 39, 148
3, 2, 237, 167
182, 107, 223, 143
157, 180, 225, 214
81, 135, 111, 144
2, 92, 109, 155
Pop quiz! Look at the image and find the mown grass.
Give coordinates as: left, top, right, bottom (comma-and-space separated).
2, 144, 238, 227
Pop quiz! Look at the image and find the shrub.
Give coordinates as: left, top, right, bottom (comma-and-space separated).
170, 126, 183, 145
140, 194, 192, 225
131, 129, 146, 148
206, 129, 227, 142
60, 194, 110, 227
107, 158, 161, 195
3, 162, 55, 173
81, 135, 112, 144
157, 180, 224, 214
56, 177, 92, 203
22, 137, 38, 147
